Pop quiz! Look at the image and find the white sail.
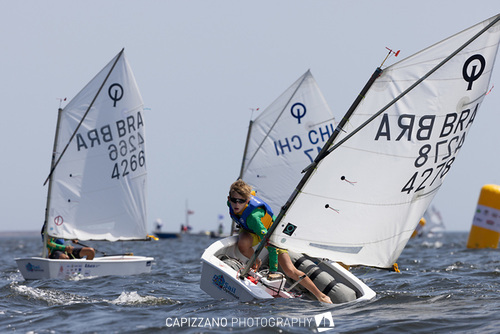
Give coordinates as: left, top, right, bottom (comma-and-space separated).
269, 15, 500, 268
46, 50, 148, 241
423, 205, 446, 234
241, 70, 335, 213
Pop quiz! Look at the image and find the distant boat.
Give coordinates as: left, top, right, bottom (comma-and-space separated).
423, 205, 446, 236
153, 218, 180, 239
155, 232, 180, 239
201, 14, 500, 303
155, 202, 194, 239
179, 200, 194, 234
209, 214, 229, 239
15, 49, 154, 279
411, 205, 446, 238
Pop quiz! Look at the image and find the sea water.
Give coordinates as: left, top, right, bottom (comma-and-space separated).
1, 231, 499, 333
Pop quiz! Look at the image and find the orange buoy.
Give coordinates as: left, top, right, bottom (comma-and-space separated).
466, 184, 500, 249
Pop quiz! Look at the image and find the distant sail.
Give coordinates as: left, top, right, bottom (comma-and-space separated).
47, 50, 148, 241
240, 70, 335, 212
423, 205, 446, 234
270, 14, 500, 268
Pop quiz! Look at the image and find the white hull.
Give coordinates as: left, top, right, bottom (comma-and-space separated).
15, 255, 154, 280
200, 236, 375, 303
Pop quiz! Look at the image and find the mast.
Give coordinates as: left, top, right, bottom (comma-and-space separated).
239, 67, 383, 278
185, 199, 189, 227
42, 108, 64, 257
231, 119, 254, 235
238, 120, 254, 178
185, 199, 194, 232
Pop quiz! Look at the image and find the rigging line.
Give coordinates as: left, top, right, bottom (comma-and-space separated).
323, 14, 500, 161
241, 70, 311, 173
43, 48, 125, 186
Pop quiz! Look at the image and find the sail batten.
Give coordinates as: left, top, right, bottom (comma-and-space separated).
266, 14, 500, 268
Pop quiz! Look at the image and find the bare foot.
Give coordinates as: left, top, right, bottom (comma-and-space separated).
318, 294, 332, 304
252, 258, 262, 271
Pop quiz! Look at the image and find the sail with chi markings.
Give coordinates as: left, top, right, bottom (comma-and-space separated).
240, 70, 335, 213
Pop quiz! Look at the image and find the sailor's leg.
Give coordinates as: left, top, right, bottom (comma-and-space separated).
237, 231, 261, 270
80, 247, 95, 260
278, 253, 332, 304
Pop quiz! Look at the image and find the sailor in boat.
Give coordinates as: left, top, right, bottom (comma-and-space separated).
154, 218, 163, 233
218, 221, 224, 235
47, 238, 95, 260
228, 179, 332, 304
41, 223, 95, 260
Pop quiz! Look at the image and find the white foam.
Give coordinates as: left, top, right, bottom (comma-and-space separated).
109, 291, 174, 305
11, 284, 95, 305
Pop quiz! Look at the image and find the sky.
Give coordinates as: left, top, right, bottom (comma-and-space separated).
1, 1, 500, 234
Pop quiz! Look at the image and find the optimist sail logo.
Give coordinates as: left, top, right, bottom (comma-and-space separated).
290, 102, 307, 124
314, 312, 335, 332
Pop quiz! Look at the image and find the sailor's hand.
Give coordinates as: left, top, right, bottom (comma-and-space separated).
66, 245, 74, 253
72, 239, 79, 244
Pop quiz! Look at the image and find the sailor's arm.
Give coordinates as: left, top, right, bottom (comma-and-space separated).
246, 208, 268, 238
